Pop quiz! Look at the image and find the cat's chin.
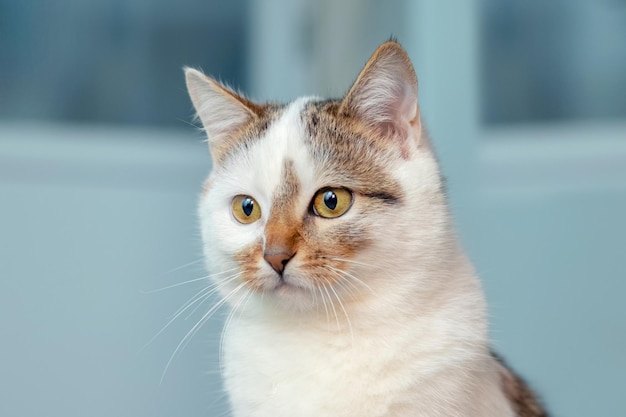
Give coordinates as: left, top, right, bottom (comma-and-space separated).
255, 274, 321, 312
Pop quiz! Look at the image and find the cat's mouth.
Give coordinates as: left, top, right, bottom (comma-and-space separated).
270, 273, 307, 292
258, 270, 318, 298
253, 271, 327, 311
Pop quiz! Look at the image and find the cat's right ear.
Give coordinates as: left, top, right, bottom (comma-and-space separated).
185, 68, 258, 161
339, 41, 422, 157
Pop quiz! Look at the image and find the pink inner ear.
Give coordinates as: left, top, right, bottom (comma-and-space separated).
376, 81, 419, 139
340, 44, 419, 141
357, 79, 418, 140
396, 82, 419, 125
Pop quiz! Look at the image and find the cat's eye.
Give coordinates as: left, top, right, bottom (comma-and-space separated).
311, 188, 353, 218
232, 195, 262, 224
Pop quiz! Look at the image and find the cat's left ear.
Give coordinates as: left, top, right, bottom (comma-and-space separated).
185, 68, 260, 162
339, 41, 421, 153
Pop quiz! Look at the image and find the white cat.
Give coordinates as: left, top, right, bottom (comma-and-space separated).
185, 41, 546, 417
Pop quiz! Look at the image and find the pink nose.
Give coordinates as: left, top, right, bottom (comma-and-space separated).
263, 249, 294, 274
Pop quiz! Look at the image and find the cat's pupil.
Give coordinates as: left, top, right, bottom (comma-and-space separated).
324, 191, 337, 210
242, 198, 254, 216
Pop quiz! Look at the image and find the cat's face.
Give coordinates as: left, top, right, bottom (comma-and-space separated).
187, 42, 449, 312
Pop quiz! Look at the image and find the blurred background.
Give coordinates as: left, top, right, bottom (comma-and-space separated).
1, 0, 625, 416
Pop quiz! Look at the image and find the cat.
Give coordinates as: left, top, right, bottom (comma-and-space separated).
184, 40, 547, 417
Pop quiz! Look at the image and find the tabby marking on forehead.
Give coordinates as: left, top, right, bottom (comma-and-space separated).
301, 100, 404, 204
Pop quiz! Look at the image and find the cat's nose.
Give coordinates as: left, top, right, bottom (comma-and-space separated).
263, 249, 294, 274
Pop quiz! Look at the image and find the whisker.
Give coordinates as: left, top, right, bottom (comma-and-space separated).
322, 284, 341, 332
140, 272, 243, 352
219, 288, 253, 372
328, 283, 354, 345
171, 272, 242, 319
236, 287, 254, 322
310, 281, 319, 310
160, 281, 247, 384
162, 258, 205, 275
339, 277, 360, 299
323, 266, 360, 299
177, 117, 203, 130
330, 257, 403, 280
175, 281, 247, 361
183, 290, 217, 320
326, 265, 375, 294
181, 274, 244, 320
317, 285, 330, 329
328, 257, 387, 270
142, 267, 240, 294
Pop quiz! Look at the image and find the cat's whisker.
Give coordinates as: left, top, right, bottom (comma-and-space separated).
160, 281, 248, 385
141, 272, 243, 353
182, 290, 217, 320
141, 267, 239, 294
181, 273, 245, 320
322, 267, 357, 342
340, 278, 361, 300
236, 286, 254, 321
219, 288, 254, 372
326, 264, 376, 295
322, 284, 341, 333
317, 285, 331, 329
310, 281, 319, 311
178, 119, 200, 131
329, 257, 395, 275
221, 288, 248, 337
172, 272, 243, 319
140, 286, 214, 353
162, 258, 205, 275
324, 266, 360, 299
328, 283, 354, 345
331, 257, 404, 281
329, 257, 378, 269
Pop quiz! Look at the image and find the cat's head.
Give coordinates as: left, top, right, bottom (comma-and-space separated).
186, 41, 452, 313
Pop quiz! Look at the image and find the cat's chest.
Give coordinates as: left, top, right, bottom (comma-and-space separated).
222, 317, 415, 417
220, 312, 514, 417
224, 316, 408, 417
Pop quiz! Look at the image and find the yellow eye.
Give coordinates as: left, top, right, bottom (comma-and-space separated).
312, 188, 353, 218
232, 195, 262, 224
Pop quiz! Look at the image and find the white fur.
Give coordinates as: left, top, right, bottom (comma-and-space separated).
198, 100, 516, 416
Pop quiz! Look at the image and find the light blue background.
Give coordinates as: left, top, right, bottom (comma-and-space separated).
1, 1, 625, 416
